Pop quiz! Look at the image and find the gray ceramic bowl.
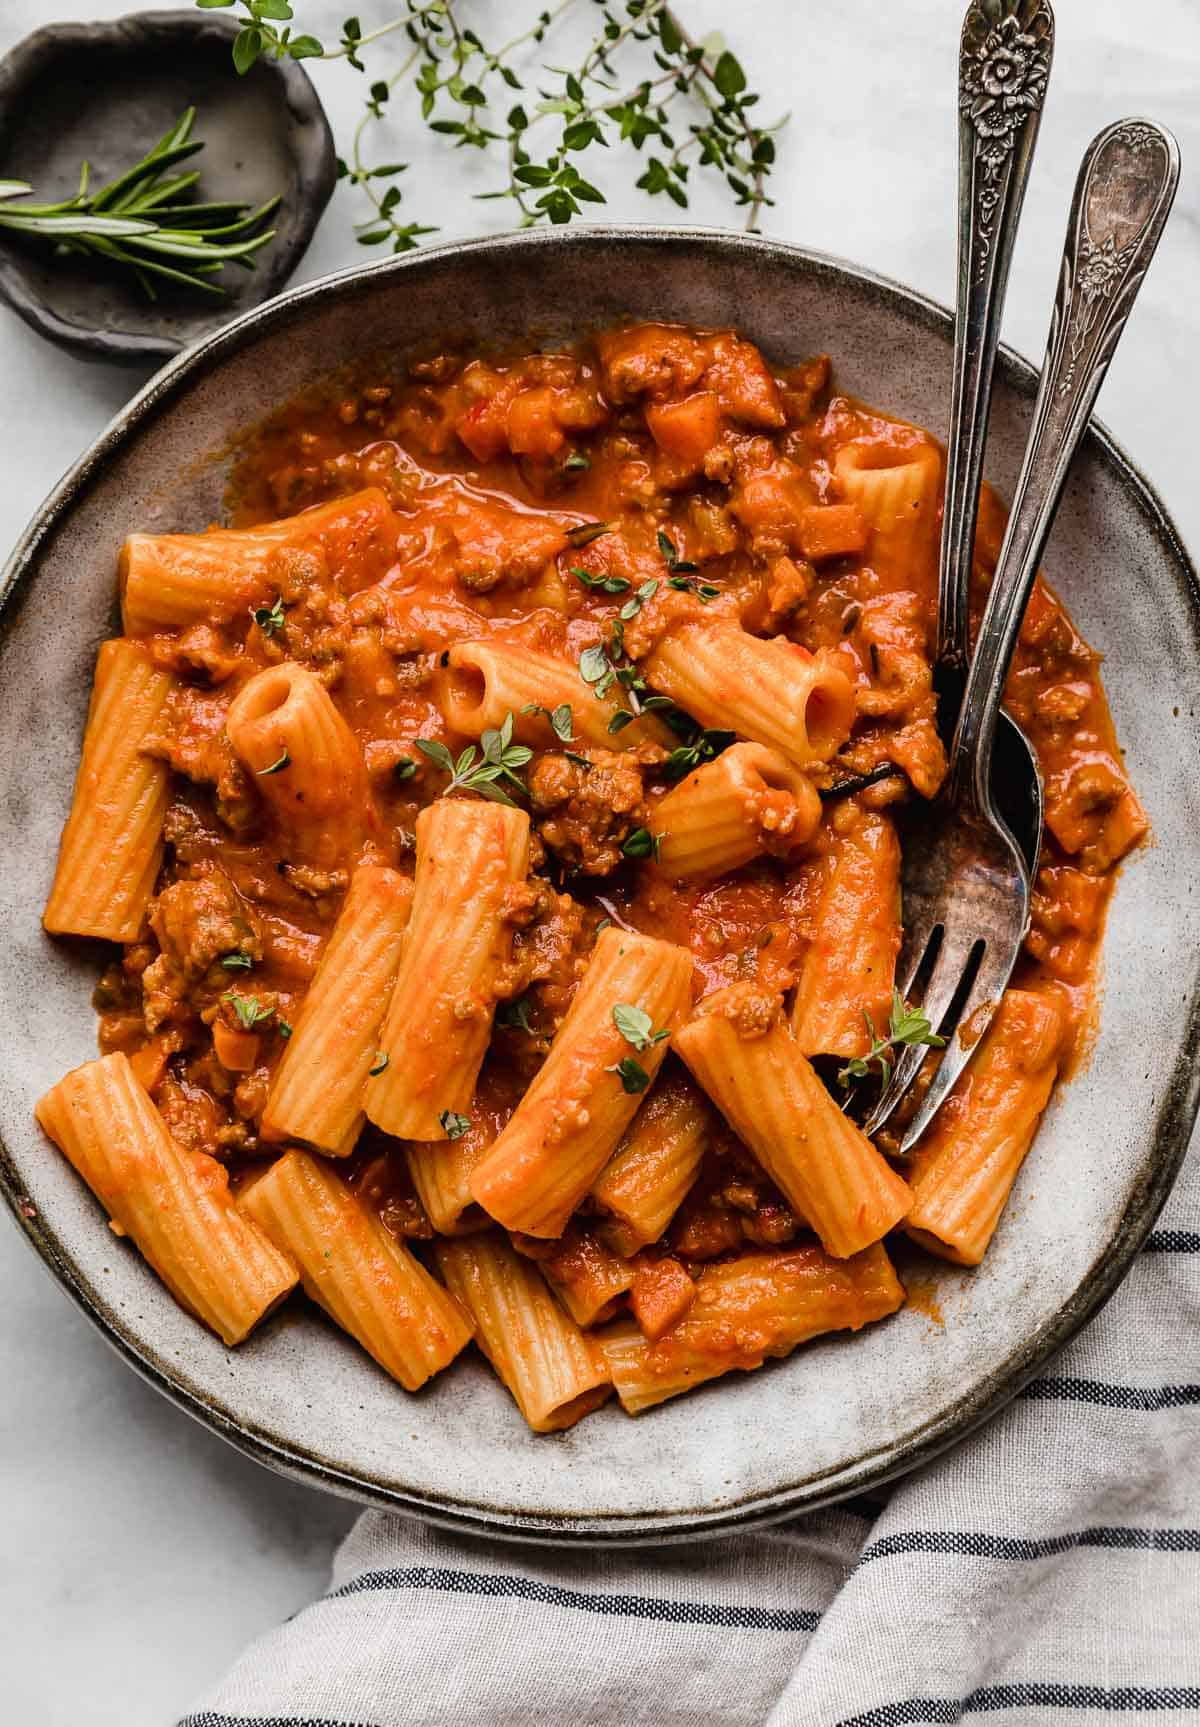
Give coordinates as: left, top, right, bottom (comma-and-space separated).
2, 229, 1198, 1545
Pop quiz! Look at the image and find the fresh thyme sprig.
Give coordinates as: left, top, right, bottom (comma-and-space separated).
837, 991, 947, 1091
197, 1, 783, 253
0, 109, 278, 299
415, 710, 532, 806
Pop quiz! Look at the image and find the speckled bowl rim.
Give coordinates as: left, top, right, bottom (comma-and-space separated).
2, 226, 1198, 1546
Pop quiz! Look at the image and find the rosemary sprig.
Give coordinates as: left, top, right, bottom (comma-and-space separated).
0, 109, 278, 299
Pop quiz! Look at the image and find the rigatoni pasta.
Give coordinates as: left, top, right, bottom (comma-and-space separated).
38, 316, 1135, 1434
44, 641, 174, 942
437, 1233, 611, 1431
675, 985, 912, 1258
904, 990, 1066, 1266
226, 661, 371, 870
602, 1242, 904, 1412
791, 808, 901, 1059
366, 799, 529, 1139
651, 742, 822, 880
120, 486, 400, 636
641, 621, 855, 770
261, 865, 414, 1155
36, 1054, 296, 1346
438, 640, 667, 749
469, 928, 693, 1237
590, 1068, 712, 1255
240, 1149, 473, 1388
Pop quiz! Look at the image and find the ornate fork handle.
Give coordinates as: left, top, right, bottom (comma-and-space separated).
951, 118, 1180, 808
939, 0, 1054, 679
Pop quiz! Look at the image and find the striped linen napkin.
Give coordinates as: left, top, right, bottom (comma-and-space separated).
179, 1139, 1198, 1727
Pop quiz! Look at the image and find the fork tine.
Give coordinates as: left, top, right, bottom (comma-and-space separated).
897, 938, 1021, 1154
862, 925, 980, 1137
862, 1035, 931, 1138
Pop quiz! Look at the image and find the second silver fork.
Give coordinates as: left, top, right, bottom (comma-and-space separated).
867, 115, 1179, 1148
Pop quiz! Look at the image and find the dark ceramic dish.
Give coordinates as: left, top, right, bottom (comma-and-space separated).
1, 229, 1197, 1544
0, 9, 335, 362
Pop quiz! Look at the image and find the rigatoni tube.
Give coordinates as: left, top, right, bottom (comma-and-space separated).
469, 928, 694, 1237
225, 661, 370, 871
36, 1053, 296, 1346
674, 984, 912, 1257
239, 1149, 473, 1390
261, 865, 414, 1156
436, 1233, 611, 1432
120, 487, 400, 636
366, 799, 530, 1140
590, 1067, 712, 1254
437, 639, 668, 750
833, 440, 940, 584
791, 808, 901, 1059
641, 621, 855, 769
652, 743, 821, 880
904, 989, 1066, 1266
44, 640, 174, 942
601, 1242, 903, 1412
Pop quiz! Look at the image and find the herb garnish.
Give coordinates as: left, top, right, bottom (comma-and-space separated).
369, 1052, 389, 1076
497, 996, 535, 1034
606, 1055, 651, 1094
564, 452, 591, 472
253, 595, 286, 636
664, 725, 736, 782
394, 757, 418, 782
0, 108, 278, 299
440, 1110, 471, 1140
277, 1019, 293, 1040
222, 993, 274, 1030
415, 712, 532, 807
622, 827, 662, 861
521, 701, 574, 743
668, 573, 722, 602
618, 578, 659, 623
565, 521, 612, 549
571, 565, 631, 596
837, 991, 947, 1091
257, 749, 290, 776
220, 952, 254, 972
611, 1002, 670, 1052
657, 530, 698, 574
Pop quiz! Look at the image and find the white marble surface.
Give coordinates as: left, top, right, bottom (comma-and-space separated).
2, 2, 1198, 1722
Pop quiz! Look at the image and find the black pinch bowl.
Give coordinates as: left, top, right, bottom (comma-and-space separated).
0, 9, 336, 362
1, 229, 1198, 1545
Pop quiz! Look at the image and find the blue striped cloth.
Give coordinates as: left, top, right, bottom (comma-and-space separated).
179, 1152, 1198, 1727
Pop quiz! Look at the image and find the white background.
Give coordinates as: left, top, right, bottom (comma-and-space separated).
2, 2, 1197, 1722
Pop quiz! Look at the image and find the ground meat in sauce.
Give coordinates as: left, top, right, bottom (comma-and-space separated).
528, 749, 653, 875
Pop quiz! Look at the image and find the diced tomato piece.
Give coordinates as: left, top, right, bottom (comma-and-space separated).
212, 1021, 260, 1073
128, 1039, 170, 1094
796, 503, 869, 562
629, 1256, 696, 1342
645, 390, 723, 467
455, 380, 520, 461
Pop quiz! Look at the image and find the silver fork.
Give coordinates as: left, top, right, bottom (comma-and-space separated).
866, 117, 1180, 1150
938, 0, 1052, 878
